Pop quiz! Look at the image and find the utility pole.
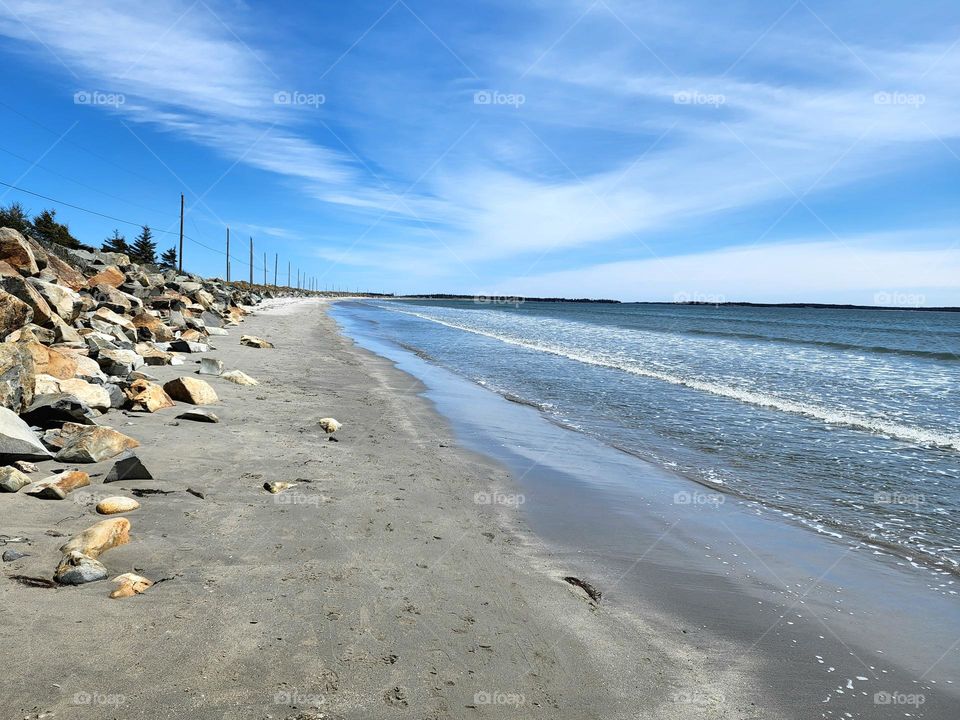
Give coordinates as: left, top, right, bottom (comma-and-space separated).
226, 227, 231, 282
249, 237, 254, 285
297, 268, 300, 290
274, 253, 278, 287
178, 193, 184, 273
263, 252, 267, 285
287, 261, 291, 288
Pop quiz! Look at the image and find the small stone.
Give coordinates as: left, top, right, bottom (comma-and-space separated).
0, 465, 33, 492
104, 451, 153, 483
169, 340, 210, 353
317, 418, 342, 434
264, 481, 296, 494
23, 470, 90, 499
53, 423, 140, 463
176, 408, 219, 423
163, 376, 218, 405
96, 496, 140, 514
13, 460, 38, 473
240, 335, 274, 349
198, 357, 224, 376
221, 369, 258, 386
55, 550, 108, 584
59, 517, 130, 558
109, 572, 153, 598
2, 548, 27, 562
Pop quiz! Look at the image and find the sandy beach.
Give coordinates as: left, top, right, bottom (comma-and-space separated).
2, 298, 766, 720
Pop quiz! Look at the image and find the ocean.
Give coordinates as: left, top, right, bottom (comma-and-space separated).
332, 299, 960, 577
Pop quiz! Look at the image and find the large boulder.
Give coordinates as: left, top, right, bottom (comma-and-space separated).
86, 266, 126, 288
0, 289, 33, 339
0, 343, 35, 412
43, 253, 86, 291
23, 470, 90, 499
21, 393, 98, 428
60, 517, 130, 557
89, 283, 134, 314
53, 423, 140, 463
96, 348, 144, 376
26, 278, 83, 322
20, 341, 77, 380
124, 378, 174, 413
163, 376, 218, 405
0, 275, 53, 325
0, 407, 52, 461
0, 228, 39, 275
91, 307, 135, 332
131, 312, 174, 342
103, 451, 152, 483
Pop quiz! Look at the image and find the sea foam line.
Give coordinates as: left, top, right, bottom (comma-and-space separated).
388, 307, 960, 450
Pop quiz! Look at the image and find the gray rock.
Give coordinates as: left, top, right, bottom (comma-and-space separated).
105, 383, 126, 409
170, 340, 209, 353
198, 357, 223, 376
205, 326, 228, 336
21, 393, 98, 429
176, 408, 220, 423
55, 550, 108, 584
2, 549, 27, 562
104, 451, 153, 483
97, 348, 144, 376
0, 407, 52, 461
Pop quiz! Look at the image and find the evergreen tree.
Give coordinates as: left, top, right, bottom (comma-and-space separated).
0, 202, 32, 235
102, 229, 130, 254
31, 208, 82, 249
130, 225, 157, 265
160, 246, 178, 268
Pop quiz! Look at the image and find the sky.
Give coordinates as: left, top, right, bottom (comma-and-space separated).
0, 0, 957, 304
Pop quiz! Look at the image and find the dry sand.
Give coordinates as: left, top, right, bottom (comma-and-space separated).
1, 299, 765, 719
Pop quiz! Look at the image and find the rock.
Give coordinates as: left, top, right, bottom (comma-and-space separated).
44, 253, 86, 290
163, 377, 218, 405
205, 326, 228, 336
124, 378, 174, 413
48, 377, 111, 411
20, 341, 77, 380
96, 347, 144, 376
0, 275, 54, 325
92, 306, 136, 332
96, 496, 140, 514
176, 408, 219, 423
54, 423, 140, 463
13, 460, 38, 473
89, 283, 134, 313
104, 451, 153, 483
131, 312, 174, 342
55, 550, 108, 584
0, 465, 33, 492
0, 227, 39, 275
0, 407, 52, 460
221, 370, 258, 386
169, 339, 209, 353
264, 481, 296, 494
198, 357, 223, 376
109, 572, 153, 598
105, 383, 126, 409
2, 548, 27, 561
0, 343, 35, 412
60, 517, 130, 557
21, 393, 98, 428
179, 328, 203, 342
26, 278, 83, 322
240, 335, 274, 349
317, 418, 342, 434
86, 266, 125, 288
48, 314, 83, 343
23, 470, 90, 499
0, 288, 33, 340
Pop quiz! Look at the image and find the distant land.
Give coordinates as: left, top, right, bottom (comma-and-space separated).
396, 294, 620, 303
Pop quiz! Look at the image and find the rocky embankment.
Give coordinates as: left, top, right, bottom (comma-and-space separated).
0, 226, 315, 594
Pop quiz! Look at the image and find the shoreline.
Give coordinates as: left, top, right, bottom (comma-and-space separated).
5, 297, 755, 720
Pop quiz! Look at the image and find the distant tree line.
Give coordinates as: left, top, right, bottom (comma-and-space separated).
1, 202, 177, 269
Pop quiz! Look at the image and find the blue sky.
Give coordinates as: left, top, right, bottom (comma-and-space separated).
0, 0, 957, 303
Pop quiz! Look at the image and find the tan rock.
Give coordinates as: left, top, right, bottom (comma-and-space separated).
179, 328, 202, 342
59, 517, 130, 558
54, 423, 140, 463
48, 314, 83, 343
26, 278, 83, 322
0, 342, 35, 412
0, 275, 53, 325
240, 335, 274, 348
56, 349, 105, 382
20, 341, 77, 380
163, 376, 219, 405
44, 253, 86, 290
131, 312, 174, 342
125, 378, 174, 413
0, 227, 39, 275
221, 370, 258, 386
23, 470, 90, 499
109, 572, 152, 598
0, 466, 33, 492
0, 288, 33, 340
264, 481, 296, 494
57, 378, 111, 411
317, 418, 342, 434
86, 266, 125, 288
96, 496, 140, 514
13, 460, 38, 473
92, 306, 135, 332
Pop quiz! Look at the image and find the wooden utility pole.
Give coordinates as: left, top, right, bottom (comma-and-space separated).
248, 237, 254, 285
273, 253, 278, 287
178, 193, 184, 273
297, 268, 300, 290
226, 227, 231, 282
288, 261, 291, 288
263, 252, 267, 285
